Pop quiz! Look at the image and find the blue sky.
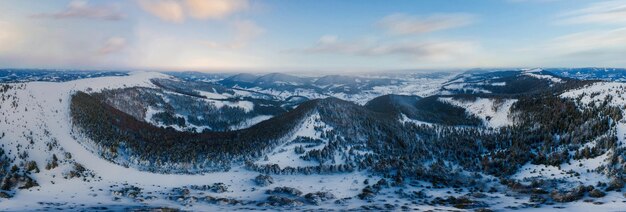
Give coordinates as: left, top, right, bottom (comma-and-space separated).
1, 0, 625, 72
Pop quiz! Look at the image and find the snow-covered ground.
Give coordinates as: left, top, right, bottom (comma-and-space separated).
439, 97, 517, 128
246, 74, 453, 105
1, 71, 625, 210
441, 82, 493, 94
255, 112, 333, 168
196, 89, 232, 100
399, 114, 433, 127
507, 82, 626, 189
561, 82, 626, 108
523, 68, 563, 83
229, 115, 273, 130
512, 152, 610, 187
0, 72, 387, 210
561, 81, 626, 147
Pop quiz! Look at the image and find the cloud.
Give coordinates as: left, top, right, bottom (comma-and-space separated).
299, 35, 478, 62
137, 0, 185, 23
137, 0, 249, 23
557, 0, 626, 25
32, 0, 124, 21
549, 27, 626, 54
377, 13, 475, 35
130, 27, 268, 70
230, 20, 265, 48
200, 20, 265, 49
0, 21, 21, 53
519, 27, 626, 66
185, 0, 248, 20
0, 13, 140, 69
98, 37, 127, 55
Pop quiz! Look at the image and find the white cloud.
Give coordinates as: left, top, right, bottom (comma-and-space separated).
557, 0, 626, 25
32, 0, 124, 21
300, 35, 478, 62
137, 0, 185, 23
98, 37, 127, 55
137, 0, 249, 23
549, 28, 626, 56
199, 20, 265, 49
377, 13, 475, 35
128, 27, 268, 70
230, 20, 265, 48
0, 21, 21, 54
185, 0, 248, 20
0, 18, 134, 69
518, 27, 626, 66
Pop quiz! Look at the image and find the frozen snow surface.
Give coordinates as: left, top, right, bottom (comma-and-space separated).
512, 151, 610, 187
439, 97, 517, 128
1, 71, 625, 211
523, 68, 563, 83
0, 72, 381, 211
561, 82, 626, 108
248, 74, 453, 105
561, 81, 626, 146
255, 112, 332, 168
399, 113, 433, 127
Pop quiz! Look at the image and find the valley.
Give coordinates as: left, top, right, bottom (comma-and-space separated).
0, 69, 626, 211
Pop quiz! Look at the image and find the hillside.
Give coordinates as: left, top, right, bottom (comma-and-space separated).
1, 70, 626, 211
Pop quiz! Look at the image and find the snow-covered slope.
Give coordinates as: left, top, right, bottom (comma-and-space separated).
0, 72, 381, 210
2, 71, 626, 211
561, 82, 626, 108
522, 68, 563, 83
255, 112, 333, 168
561, 82, 626, 146
439, 97, 517, 128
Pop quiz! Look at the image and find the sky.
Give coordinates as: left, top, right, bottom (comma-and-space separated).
1, 0, 626, 72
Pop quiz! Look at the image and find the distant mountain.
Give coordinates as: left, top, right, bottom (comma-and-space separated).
254, 73, 312, 85
0, 69, 128, 82
546, 67, 626, 82
441, 69, 572, 95
314, 75, 363, 86
226, 73, 259, 83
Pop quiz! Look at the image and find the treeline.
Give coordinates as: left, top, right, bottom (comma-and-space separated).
245, 92, 623, 186
70, 91, 320, 173
98, 87, 288, 132
72, 84, 624, 184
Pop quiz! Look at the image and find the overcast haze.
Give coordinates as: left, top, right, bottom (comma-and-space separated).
1, 0, 625, 72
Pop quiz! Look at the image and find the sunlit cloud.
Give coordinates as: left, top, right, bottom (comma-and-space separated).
377, 13, 476, 35
129, 27, 267, 70
136, 0, 185, 23
230, 20, 265, 48
185, 0, 248, 20
199, 20, 264, 49
0, 21, 21, 54
137, 0, 249, 23
31, 0, 124, 21
0, 18, 132, 69
4, 0, 626, 71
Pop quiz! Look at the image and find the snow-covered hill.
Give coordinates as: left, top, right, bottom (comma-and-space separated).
0, 72, 384, 210
1, 70, 626, 211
